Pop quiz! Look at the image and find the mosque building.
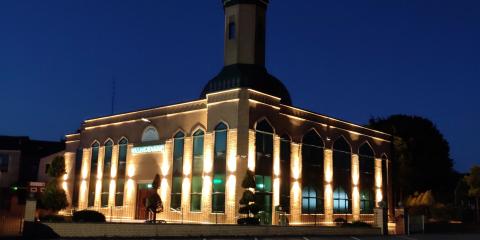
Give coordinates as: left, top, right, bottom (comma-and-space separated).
58, 0, 393, 225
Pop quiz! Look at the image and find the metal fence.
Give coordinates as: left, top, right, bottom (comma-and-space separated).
0, 211, 23, 236
74, 206, 375, 226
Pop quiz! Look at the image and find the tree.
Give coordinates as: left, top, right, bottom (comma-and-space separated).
368, 115, 459, 204
41, 156, 68, 212
238, 170, 260, 225
145, 174, 163, 223
465, 165, 480, 222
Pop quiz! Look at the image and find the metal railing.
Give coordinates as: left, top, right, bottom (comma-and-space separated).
0, 211, 23, 236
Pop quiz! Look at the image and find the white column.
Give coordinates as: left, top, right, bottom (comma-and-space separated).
125, 144, 136, 219
375, 158, 383, 206
201, 133, 213, 221
324, 149, 333, 223
352, 154, 360, 221
272, 135, 280, 225
290, 143, 301, 224
109, 145, 119, 208
95, 146, 105, 208
79, 148, 91, 209
181, 137, 193, 214
225, 129, 238, 224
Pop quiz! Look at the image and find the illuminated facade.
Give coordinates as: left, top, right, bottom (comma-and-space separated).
61, 0, 392, 225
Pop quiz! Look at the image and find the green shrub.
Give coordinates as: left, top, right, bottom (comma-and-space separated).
72, 210, 106, 223
349, 221, 372, 227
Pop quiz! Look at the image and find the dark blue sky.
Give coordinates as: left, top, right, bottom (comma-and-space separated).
0, 0, 478, 172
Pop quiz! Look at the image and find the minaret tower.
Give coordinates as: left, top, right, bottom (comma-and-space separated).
223, 0, 268, 66
201, 0, 292, 105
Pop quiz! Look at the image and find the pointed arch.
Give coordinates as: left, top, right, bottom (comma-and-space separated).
104, 138, 114, 146
359, 141, 375, 157
173, 129, 185, 139
193, 129, 205, 136
215, 121, 229, 131
333, 135, 351, 153
118, 137, 128, 145
191, 124, 206, 136
91, 141, 100, 148
142, 126, 159, 142
254, 117, 275, 133
302, 129, 324, 147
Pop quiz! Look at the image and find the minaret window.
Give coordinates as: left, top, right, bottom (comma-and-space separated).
228, 21, 236, 40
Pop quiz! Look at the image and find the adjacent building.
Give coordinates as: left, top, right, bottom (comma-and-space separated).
61, 0, 393, 225
0, 136, 64, 209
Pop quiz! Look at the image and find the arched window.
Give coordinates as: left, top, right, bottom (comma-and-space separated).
333, 136, 352, 214
212, 123, 228, 213
170, 131, 185, 210
280, 134, 291, 213
191, 129, 204, 212
115, 138, 128, 206
142, 126, 159, 142
359, 143, 375, 213
88, 141, 100, 207
301, 130, 324, 214
101, 140, 113, 207
255, 119, 274, 224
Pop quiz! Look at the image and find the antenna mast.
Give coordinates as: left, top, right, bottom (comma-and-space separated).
111, 76, 116, 115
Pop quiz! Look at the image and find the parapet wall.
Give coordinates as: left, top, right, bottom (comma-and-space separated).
41, 222, 380, 238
